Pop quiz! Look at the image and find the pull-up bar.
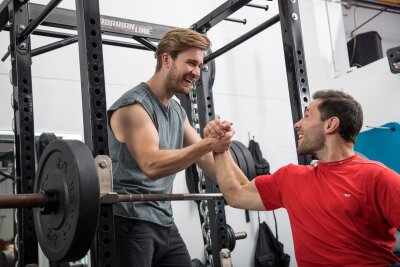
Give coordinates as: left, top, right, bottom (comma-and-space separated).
204, 14, 280, 64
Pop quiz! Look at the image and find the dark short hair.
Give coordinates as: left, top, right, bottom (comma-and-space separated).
155, 28, 211, 71
313, 90, 363, 143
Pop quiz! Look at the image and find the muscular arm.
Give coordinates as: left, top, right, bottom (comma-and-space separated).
110, 103, 225, 180
183, 119, 216, 181
213, 150, 265, 211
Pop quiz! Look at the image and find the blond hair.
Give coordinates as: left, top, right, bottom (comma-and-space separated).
155, 28, 211, 71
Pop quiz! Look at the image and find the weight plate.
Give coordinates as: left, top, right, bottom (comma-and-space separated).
229, 144, 239, 167
231, 141, 249, 179
233, 141, 257, 181
34, 140, 100, 262
226, 224, 236, 252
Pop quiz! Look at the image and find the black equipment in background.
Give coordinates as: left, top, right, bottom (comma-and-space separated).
387, 45, 400, 74
246, 139, 271, 222
35, 132, 59, 160
255, 220, 290, 267
347, 31, 383, 67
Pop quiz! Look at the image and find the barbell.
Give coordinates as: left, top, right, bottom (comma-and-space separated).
0, 191, 224, 209
0, 139, 243, 263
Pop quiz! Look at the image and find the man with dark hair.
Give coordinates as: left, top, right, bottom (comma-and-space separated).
107, 28, 232, 267
206, 90, 400, 266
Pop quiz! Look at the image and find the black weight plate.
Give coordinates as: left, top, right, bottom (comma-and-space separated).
229, 144, 239, 167
226, 224, 236, 252
185, 164, 200, 194
234, 141, 257, 181
231, 141, 249, 179
34, 140, 100, 262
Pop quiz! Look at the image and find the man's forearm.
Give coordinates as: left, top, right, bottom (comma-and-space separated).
141, 138, 214, 180
213, 150, 249, 205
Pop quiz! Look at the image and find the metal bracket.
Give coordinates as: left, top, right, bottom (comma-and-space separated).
95, 155, 113, 194
219, 248, 233, 267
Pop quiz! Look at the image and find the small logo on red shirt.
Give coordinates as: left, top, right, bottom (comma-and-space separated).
343, 193, 352, 197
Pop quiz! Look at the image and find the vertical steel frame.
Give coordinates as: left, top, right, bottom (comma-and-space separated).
197, 66, 228, 267
8, 0, 39, 265
278, 0, 311, 165
75, 0, 116, 266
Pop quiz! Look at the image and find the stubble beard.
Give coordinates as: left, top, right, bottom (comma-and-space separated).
297, 126, 325, 156
166, 64, 191, 95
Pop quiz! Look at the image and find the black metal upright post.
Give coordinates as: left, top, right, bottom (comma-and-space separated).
278, 0, 311, 165
75, 0, 116, 266
197, 66, 228, 267
8, 0, 39, 265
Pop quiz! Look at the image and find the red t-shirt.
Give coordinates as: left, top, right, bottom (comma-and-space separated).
255, 154, 400, 266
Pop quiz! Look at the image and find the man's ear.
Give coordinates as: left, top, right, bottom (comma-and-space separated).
325, 117, 340, 134
162, 53, 170, 68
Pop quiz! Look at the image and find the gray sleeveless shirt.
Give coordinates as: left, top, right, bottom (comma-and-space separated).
107, 82, 186, 226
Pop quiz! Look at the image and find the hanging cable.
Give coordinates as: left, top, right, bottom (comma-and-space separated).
350, 7, 386, 37
325, 0, 339, 75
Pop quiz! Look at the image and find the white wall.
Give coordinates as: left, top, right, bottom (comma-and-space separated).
1, 0, 398, 266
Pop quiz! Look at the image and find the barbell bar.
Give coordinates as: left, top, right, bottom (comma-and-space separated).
0, 192, 224, 209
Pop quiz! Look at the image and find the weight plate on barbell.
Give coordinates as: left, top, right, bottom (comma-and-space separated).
34, 139, 100, 262
226, 224, 236, 252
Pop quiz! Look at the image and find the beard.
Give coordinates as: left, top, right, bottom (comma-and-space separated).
296, 124, 325, 156
165, 64, 194, 95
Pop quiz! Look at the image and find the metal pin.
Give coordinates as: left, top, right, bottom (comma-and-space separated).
224, 17, 247, 25
98, 160, 108, 168
18, 43, 27, 49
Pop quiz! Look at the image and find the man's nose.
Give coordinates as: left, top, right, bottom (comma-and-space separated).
192, 67, 201, 77
294, 119, 301, 129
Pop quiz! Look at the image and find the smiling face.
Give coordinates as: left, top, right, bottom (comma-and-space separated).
294, 99, 326, 155
165, 48, 204, 95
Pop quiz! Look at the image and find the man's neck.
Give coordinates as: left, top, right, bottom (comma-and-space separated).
146, 73, 173, 107
316, 138, 355, 163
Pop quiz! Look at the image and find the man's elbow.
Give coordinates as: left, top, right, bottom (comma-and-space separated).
224, 197, 241, 209
145, 171, 159, 181
141, 163, 161, 180
222, 190, 242, 208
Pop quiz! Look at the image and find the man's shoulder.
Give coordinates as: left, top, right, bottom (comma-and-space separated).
108, 83, 149, 114
351, 154, 388, 170
274, 163, 312, 175
116, 83, 151, 106
123, 82, 149, 99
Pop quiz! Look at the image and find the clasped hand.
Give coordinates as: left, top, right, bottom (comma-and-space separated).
204, 118, 235, 153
